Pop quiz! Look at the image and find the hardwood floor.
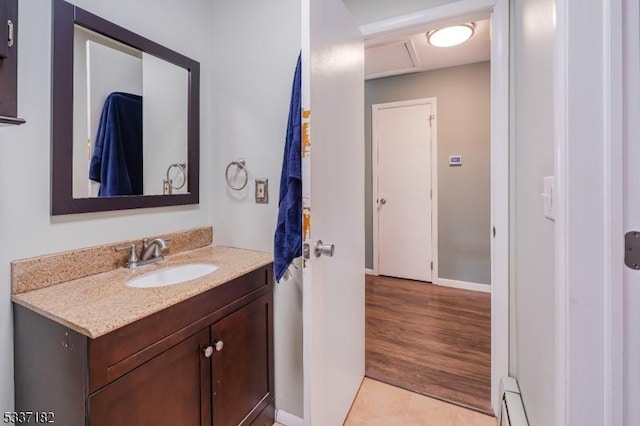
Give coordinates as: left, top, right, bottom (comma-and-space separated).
365, 275, 492, 415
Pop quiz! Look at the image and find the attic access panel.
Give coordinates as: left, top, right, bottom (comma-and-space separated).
365, 41, 418, 79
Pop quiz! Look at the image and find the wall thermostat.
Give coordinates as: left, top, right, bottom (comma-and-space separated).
449, 155, 462, 166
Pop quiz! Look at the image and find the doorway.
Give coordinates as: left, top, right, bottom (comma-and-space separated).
360, 0, 509, 417
366, 61, 492, 413
373, 98, 435, 282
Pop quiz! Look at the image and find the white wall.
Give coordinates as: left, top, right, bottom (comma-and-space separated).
210, 0, 303, 417
510, 0, 556, 424
342, 0, 462, 25
0, 0, 213, 413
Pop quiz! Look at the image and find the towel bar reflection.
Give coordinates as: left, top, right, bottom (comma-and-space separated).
164, 162, 187, 194
225, 159, 249, 191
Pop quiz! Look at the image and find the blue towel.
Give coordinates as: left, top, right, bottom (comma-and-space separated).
274, 55, 302, 282
89, 92, 143, 196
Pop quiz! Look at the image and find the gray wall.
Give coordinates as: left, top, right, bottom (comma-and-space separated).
343, 0, 461, 25
510, 0, 556, 424
365, 62, 491, 284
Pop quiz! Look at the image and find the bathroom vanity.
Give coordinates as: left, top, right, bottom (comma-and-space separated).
11, 231, 274, 426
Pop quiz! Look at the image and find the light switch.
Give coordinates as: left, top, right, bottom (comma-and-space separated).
541, 176, 555, 221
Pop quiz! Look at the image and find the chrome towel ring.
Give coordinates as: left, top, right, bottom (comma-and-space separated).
225, 158, 249, 191
166, 162, 187, 190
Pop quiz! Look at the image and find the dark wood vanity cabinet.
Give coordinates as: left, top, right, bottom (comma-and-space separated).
14, 264, 275, 426
88, 328, 212, 426
212, 295, 273, 426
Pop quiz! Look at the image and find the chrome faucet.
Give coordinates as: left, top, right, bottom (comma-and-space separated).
116, 237, 170, 268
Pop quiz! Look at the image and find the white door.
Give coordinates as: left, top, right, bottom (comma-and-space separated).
301, 0, 365, 424
623, 1, 640, 423
375, 100, 433, 282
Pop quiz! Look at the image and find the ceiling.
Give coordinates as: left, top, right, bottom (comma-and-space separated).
342, 0, 462, 26
364, 19, 491, 80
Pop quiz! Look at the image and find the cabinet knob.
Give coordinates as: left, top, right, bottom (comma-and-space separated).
214, 340, 224, 352
202, 346, 214, 358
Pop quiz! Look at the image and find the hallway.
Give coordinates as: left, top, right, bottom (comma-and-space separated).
365, 275, 491, 414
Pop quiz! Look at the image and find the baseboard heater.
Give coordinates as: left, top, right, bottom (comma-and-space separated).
500, 377, 529, 426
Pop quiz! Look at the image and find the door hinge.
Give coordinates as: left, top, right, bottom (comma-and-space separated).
428, 115, 436, 126
303, 243, 310, 260
625, 231, 640, 269
430, 189, 432, 200
430, 261, 433, 271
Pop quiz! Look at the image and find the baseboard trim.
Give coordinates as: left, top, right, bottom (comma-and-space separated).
275, 409, 304, 426
435, 278, 491, 293
365, 268, 376, 275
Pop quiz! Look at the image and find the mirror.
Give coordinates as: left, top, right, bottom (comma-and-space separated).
51, 0, 200, 215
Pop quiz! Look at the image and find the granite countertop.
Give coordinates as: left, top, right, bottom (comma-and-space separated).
11, 245, 273, 339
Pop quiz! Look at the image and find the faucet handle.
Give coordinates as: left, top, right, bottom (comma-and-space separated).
145, 237, 171, 248
115, 243, 140, 267
152, 238, 170, 257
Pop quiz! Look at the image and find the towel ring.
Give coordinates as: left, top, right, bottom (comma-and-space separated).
225, 159, 249, 191
166, 162, 187, 190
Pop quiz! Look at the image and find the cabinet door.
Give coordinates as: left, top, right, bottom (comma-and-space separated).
212, 293, 273, 426
89, 328, 212, 426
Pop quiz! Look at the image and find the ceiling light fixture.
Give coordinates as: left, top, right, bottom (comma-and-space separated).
427, 23, 475, 47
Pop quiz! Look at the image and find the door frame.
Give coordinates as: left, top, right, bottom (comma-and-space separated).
371, 97, 438, 283
361, 0, 509, 415
553, 0, 624, 424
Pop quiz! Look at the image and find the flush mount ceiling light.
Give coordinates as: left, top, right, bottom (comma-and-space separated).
427, 23, 475, 47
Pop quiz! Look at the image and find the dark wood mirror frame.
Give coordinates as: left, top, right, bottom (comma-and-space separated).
51, 0, 200, 215
0, 0, 25, 125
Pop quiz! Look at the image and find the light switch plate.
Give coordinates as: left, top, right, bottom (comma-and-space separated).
542, 176, 555, 220
255, 179, 268, 204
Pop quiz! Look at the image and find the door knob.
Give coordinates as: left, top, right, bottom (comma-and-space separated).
202, 345, 214, 358
379, 198, 387, 205
315, 240, 335, 257
214, 340, 224, 352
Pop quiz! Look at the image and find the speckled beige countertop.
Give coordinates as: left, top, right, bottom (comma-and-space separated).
11, 245, 273, 339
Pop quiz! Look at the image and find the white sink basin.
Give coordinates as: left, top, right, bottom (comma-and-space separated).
126, 263, 219, 288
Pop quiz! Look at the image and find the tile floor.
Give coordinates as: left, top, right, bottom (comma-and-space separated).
345, 379, 496, 425
275, 378, 497, 425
